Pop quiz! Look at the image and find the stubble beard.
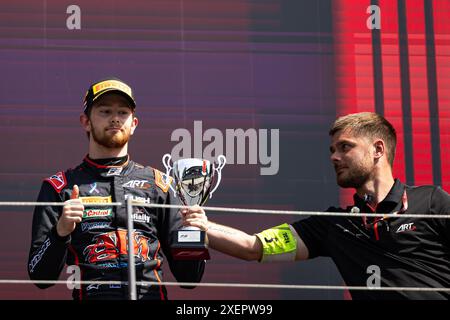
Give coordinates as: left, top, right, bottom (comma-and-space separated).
91, 126, 131, 149
336, 160, 373, 189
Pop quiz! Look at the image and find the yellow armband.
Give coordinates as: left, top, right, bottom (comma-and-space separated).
255, 223, 297, 263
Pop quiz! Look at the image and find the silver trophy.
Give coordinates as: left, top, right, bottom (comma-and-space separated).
162, 154, 226, 260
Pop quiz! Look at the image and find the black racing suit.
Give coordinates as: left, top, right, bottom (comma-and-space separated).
28, 156, 205, 300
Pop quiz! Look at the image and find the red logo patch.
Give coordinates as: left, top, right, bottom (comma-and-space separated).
45, 171, 67, 193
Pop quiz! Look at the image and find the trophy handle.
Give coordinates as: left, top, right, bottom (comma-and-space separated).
162, 153, 177, 197
210, 155, 226, 198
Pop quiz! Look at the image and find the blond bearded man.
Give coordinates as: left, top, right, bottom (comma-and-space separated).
28, 78, 205, 300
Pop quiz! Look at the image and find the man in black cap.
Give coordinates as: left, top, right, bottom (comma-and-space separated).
28, 78, 205, 300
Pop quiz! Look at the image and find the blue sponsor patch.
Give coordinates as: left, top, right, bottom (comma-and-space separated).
109, 284, 122, 289
81, 221, 111, 232
98, 262, 128, 269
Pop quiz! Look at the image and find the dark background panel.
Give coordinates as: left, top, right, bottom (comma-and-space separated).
0, 0, 448, 300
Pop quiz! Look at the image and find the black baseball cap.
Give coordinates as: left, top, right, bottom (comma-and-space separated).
83, 77, 136, 114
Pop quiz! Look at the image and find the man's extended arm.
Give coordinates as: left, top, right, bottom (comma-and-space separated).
182, 206, 309, 262
206, 221, 263, 261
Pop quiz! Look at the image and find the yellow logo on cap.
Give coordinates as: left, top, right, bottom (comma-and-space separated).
93, 80, 132, 97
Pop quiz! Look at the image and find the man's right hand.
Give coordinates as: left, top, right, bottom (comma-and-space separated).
56, 185, 84, 237
181, 205, 209, 231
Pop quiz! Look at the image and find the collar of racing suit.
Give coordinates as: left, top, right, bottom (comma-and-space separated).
87, 154, 129, 167
82, 154, 135, 178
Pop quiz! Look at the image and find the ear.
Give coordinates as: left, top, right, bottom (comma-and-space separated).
80, 113, 91, 133
130, 116, 138, 136
373, 139, 385, 160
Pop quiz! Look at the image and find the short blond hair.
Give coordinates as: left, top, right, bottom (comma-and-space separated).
329, 112, 397, 167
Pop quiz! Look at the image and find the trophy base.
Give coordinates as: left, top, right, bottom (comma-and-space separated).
171, 229, 210, 260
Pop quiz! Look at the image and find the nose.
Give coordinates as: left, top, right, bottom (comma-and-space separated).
330, 151, 340, 163
110, 112, 121, 124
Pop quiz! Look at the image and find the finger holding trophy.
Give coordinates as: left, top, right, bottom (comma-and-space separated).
162, 153, 226, 260
180, 205, 208, 231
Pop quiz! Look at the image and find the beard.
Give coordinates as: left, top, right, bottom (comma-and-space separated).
91, 126, 131, 149
335, 161, 373, 189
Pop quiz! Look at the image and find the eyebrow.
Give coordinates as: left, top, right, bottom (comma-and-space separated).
329, 140, 356, 152
337, 139, 355, 145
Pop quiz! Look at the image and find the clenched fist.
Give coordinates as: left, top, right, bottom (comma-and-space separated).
56, 185, 84, 237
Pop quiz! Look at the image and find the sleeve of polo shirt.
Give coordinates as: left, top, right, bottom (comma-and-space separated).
291, 209, 333, 259
430, 187, 450, 244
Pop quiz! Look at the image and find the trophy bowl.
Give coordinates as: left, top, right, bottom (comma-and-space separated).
162, 154, 226, 260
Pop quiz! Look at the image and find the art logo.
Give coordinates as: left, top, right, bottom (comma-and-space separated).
123, 180, 151, 189
396, 223, 416, 233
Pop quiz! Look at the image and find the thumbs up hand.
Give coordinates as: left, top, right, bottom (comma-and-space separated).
70, 184, 80, 199
57, 185, 84, 237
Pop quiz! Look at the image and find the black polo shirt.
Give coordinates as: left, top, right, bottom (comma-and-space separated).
292, 179, 450, 300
